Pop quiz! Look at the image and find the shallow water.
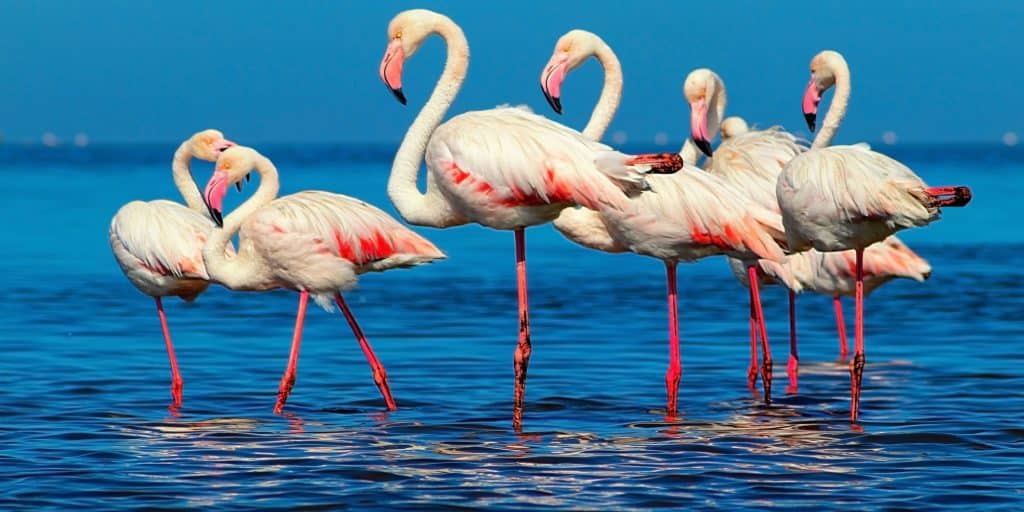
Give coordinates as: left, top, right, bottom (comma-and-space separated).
2, 144, 1022, 509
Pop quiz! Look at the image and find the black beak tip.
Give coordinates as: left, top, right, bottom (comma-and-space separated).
804, 113, 817, 132
541, 86, 563, 115
205, 202, 223, 228
694, 138, 714, 158
391, 87, 407, 105
235, 182, 243, 192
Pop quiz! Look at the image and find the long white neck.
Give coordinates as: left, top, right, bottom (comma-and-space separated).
171, 140, 205, 212
813, 57, 851, 149
388, 20, 470, 228
679, 139, 701, 166
581, 41, 622, 141
203, 156, 280, 290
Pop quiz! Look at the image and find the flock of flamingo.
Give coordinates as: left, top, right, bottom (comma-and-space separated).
109, 9, 971, 429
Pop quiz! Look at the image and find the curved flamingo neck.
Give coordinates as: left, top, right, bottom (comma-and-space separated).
813, 56, 850, 149
679, 139, 701, 166
388, 18, 469, 228
707, 74, 727, 145
203, 155, 280, 290
581, 39, 622, 141
171, 140, 205, 212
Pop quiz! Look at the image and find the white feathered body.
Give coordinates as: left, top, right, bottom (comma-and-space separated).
777, 145, 939, 252
426, 106, 648, 230
109, 200, 223, 301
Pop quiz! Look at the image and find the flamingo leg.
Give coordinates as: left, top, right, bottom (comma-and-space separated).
748, 265, 772, 405
512, 227, 532, 431
334, 293, 398, 411
747, 287, 759, 391
664, 262, 681, 415
834, 295, 849, 361
154, 297, 183, 409
787, 289, 799, 394
274, 290, 309, 414
851, 248, 866, 422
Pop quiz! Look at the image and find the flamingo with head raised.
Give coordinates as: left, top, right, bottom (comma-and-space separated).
379, 10, 685, 429
777, 50, 971, 421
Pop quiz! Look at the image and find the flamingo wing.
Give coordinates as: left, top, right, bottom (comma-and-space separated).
426, 106, 646, 213
705, 127, 807, 213
109, 200, 217, 280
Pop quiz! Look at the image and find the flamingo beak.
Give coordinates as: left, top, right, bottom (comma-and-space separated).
802, 77, 823, 132
380, 39, 407, 105
540, 53, 569, 115
203, 170, 228, 228
690, 97, 713, 157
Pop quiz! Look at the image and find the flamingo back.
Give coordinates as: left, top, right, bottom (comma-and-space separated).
109, 200, 223, 299
425, 106, 649, 229
705, 127, 808, 214
777, 145, 938, 251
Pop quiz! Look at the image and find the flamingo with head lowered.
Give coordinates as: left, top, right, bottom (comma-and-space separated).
109, 129, 235, 408
201, 145, 446, 414
538, 30, 790, 414
379, 9, 685, 429
777, 50, 971, 421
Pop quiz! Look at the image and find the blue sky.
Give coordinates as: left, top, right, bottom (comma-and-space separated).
0, 1, 1020, 145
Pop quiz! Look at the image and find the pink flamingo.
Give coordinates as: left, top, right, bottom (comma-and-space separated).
538, 30, 788, 414
778, 50, 971, 421
379, 10, 684, 429
201, 146, 446, 413
109, 129, 235, 408
683, 68, 808, 400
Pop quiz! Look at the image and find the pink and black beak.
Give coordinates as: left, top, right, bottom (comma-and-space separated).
802, 77, 823, 132
203, 170, 228, 228
540, 53, 569, 115
380, 39, 407, 105
689, 97, 714, 158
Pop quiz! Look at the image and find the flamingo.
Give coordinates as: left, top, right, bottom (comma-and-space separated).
200, 146, 446, 413
379, 9, 685, 429
683, 68, 809, 399
109, 129, 235, 408
720, 120, 933, 363
777, 50, 972, 421
537, 30, 789, 413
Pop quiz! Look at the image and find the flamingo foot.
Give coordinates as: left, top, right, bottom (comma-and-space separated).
850, 352, 865, 422
170, 377, 183, 409
786, 356, 799, 394
760, 358, 773, 405
665, 366, 681, 415
274, 372, 296, 415
512, 335, 532, 431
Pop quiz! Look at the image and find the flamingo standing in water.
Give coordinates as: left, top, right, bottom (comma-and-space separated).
379, 10, 685, 429
201, 146, 446, 413
109, 129, 235, 408
777, 50, 972, 421
538, 30, 789, 414
683, 68, 808, 399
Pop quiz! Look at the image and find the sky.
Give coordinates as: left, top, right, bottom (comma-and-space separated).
0, 1, 1020, 145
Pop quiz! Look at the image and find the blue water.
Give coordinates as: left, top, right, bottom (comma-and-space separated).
2, 143, 1022, 509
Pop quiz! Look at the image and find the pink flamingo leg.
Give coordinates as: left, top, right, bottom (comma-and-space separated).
512, 228, 532, 431
746, 287, 759, 391
834, 295, 849, 361
274, 290, 309, 414
786, 289, 799, 394
334, 293, 398, 411
664, 262, 681, 415
851, 248, 866, 422
748, 265, 772, 405
154, 297, 183, 408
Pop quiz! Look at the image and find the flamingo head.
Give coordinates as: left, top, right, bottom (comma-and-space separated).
190, 129, 236, 161
803, 50, 842, 132
539, 29, 603, 115
203, 146, 258, 227
684, 68, 725, 158
380, 9, 453, 105
719, 116, 750, 140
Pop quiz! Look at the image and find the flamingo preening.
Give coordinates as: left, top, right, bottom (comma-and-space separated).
777, 50, 972, 421
379, 10, 685, 429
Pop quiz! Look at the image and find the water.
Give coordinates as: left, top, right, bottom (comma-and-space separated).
1, 143, 1022, 509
